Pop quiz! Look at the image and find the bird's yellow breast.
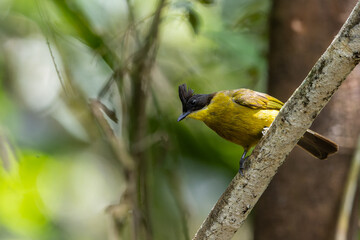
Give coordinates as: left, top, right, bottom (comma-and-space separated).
187, 91, 279, 148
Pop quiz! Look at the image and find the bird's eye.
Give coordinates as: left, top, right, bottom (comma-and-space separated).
191, 100, 196, 105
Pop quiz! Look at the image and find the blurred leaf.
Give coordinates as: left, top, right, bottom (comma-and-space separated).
187, 8, 200, 34
0, 149, 50, 239
173, 2, 201, 34
49, 0, 116, 68
172, 1, 192, 9
234, 11, 265, 29
0, 131, 17, 172
221, 0, 270, 34
90, 99, 118, 123
197, 0, 215, 5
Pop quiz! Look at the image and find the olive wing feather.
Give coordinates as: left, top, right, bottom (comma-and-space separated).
231, 89, 283, 110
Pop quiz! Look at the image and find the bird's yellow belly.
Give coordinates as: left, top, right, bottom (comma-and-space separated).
188, 93, 279, 149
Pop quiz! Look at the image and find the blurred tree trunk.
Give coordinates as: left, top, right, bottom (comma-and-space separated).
254, 0, 360, 239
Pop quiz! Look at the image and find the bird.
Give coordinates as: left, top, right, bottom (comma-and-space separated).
177, 84, 338, 174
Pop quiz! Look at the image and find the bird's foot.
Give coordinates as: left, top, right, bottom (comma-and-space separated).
239, 156, 249, 176
239, 150, 249, 176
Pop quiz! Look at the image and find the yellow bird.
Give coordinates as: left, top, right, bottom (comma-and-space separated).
177, 84, 338, 174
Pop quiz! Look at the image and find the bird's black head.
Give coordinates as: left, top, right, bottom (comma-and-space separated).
177, 84, 214, 121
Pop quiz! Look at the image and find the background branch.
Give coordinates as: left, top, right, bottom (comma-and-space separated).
335, 135, 360, 240
193, 2, 360, 239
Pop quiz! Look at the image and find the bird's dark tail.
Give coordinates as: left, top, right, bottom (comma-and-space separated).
297, 129, 338, 159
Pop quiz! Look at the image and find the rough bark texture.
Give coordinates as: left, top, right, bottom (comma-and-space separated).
255, 1, 360, 240
192, 2, 360, 240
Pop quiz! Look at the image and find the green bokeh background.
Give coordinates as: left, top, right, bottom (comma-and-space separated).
0, 0, 269, 239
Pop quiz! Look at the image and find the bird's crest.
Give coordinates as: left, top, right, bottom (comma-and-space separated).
178, 84, 194, 112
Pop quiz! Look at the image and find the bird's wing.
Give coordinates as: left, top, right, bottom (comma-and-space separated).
231, 89, 283, 110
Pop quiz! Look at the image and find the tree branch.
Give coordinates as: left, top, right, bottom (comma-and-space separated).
193, 2, 360, 240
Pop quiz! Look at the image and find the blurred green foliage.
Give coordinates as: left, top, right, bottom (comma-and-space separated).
0, 0, 269, 239
0, 150, 47, 239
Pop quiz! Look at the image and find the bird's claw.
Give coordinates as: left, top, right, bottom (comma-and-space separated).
239, 166, 245, 176
239, 154, 249, 176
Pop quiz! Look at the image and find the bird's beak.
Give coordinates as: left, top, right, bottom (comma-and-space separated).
177, 111, 191, 122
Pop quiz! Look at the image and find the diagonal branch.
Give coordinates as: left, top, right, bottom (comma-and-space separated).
193, 2, 360, 240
